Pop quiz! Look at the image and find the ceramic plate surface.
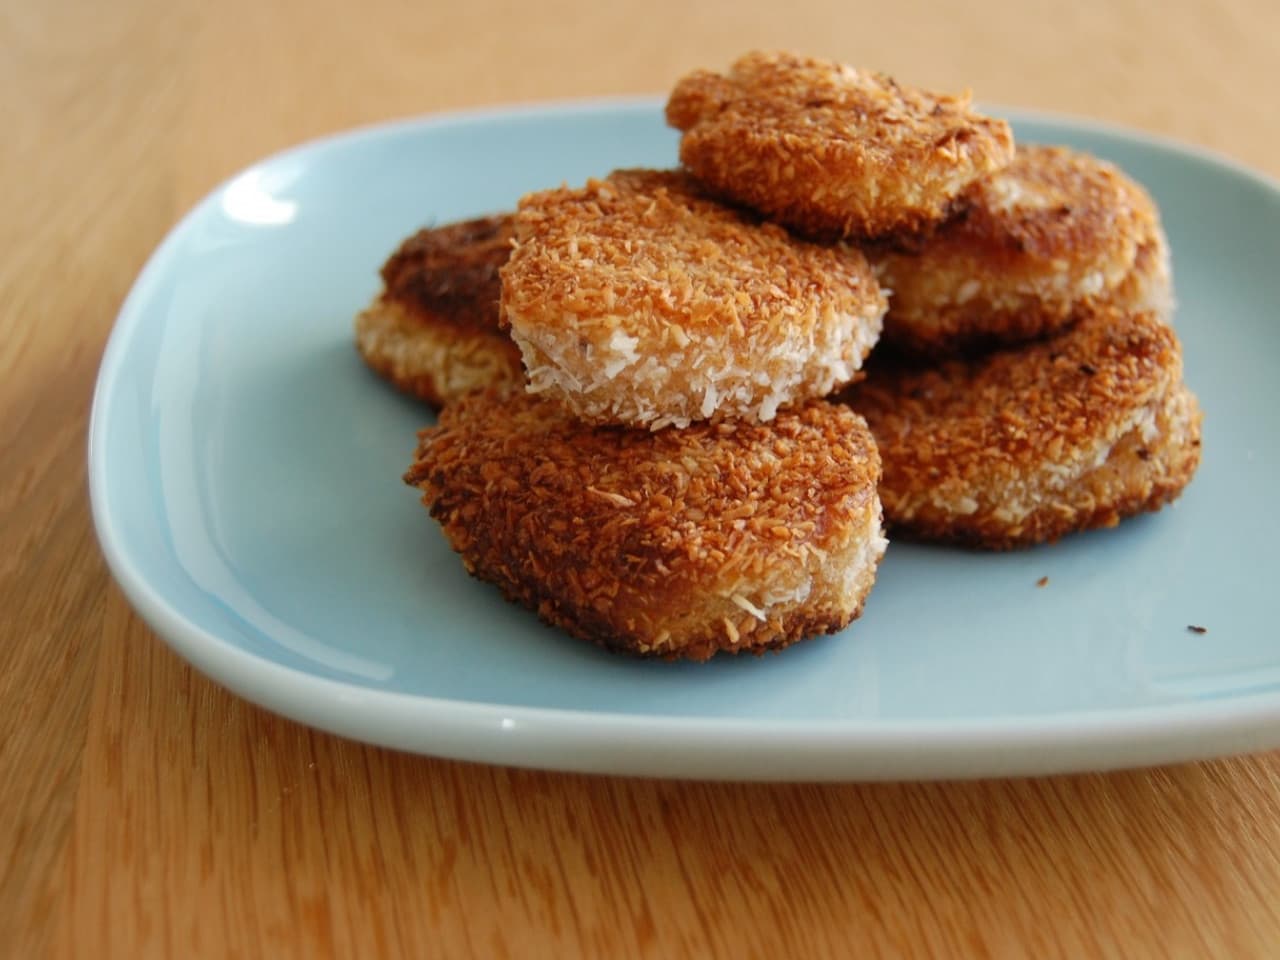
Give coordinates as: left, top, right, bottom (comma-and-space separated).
89, 100, 1280, 780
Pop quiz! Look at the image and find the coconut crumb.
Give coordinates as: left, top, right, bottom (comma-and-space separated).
587, 486, 636, 508
501, 169, 886, 428
730, 593, 767, 621
406, 393, 885, 660
666, 50, 1014, 239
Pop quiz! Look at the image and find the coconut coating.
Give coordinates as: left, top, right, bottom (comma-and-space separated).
873, 146, 1173, 354
666, 51, 1015, 240
842, 308, 1202, 549
355, 214, 523, 407
500, 168, 886, 429
405, 392, 887, 661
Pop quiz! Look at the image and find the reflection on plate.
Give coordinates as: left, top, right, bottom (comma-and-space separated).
89, 100, 1280, 780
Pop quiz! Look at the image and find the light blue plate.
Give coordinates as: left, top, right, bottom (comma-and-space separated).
89, 100, 1280, 780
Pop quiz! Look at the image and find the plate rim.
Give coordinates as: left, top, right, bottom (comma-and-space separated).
88, 97, 1280, 779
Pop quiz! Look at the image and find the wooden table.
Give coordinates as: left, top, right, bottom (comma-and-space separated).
6, 0, 1280, 955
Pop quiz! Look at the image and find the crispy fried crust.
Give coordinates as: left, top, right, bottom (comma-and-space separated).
354, 215, 523, 407
405, 392, 887, 660
382, 215, 514, 332
666, 51, 1014, 239
842, 309, 1202, 549
355, 297, 524, 408
873, 146, 1172, 354
500, 168, 885, 429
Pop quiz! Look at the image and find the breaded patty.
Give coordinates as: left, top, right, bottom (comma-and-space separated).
666, 51, 1014, 239
405, 392, 887, 661
842, 308, 1202, 549
873, 146, 1172, 354
500, 169, 886, 429
355, 214, 523, 407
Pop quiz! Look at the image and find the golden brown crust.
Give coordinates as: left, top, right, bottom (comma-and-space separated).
841, 308, 1202, 549
381, 214, 514, 333
666, 51, 1014, 239
501, 168, 885, 429
355, 215, 524, 407
405, 392, 887, 660
873, 146, 1172, 354
355, 297, 523, 408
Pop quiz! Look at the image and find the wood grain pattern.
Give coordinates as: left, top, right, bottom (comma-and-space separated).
4, 0, 1280, 956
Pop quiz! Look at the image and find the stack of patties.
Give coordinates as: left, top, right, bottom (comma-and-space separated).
404, 168, 889, 661
841, 145, 1203, 548
665, 51, 1201, 550
358, 49, 1200, 659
